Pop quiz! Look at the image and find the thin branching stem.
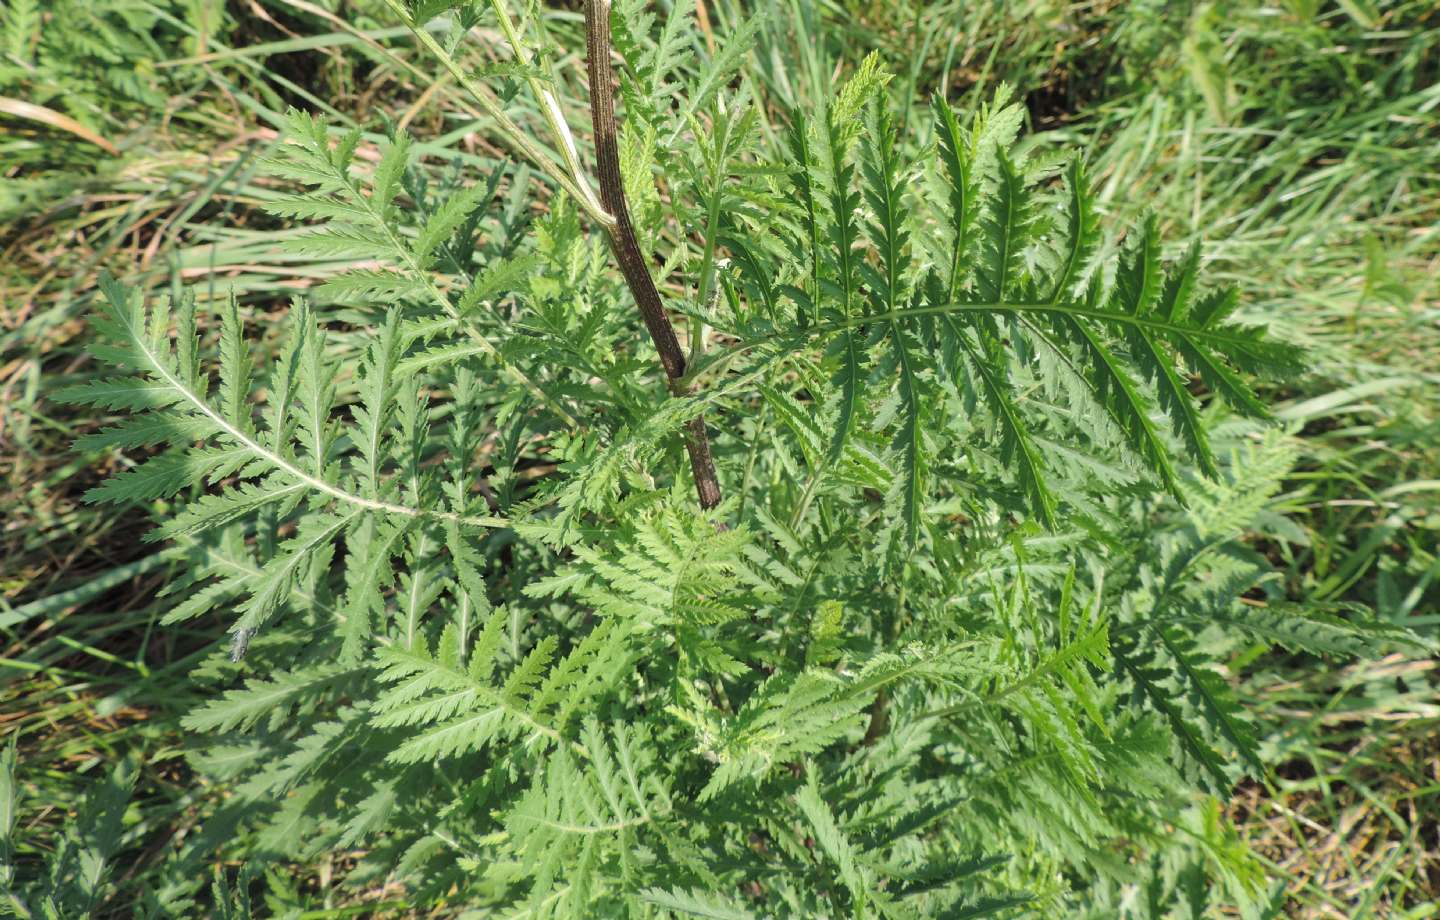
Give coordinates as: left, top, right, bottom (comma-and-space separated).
484, 0, 608, 221
379, 0, 615, 229
678, 296, 1280, 392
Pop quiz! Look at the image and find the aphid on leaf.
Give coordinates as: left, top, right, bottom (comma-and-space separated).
229, 627, 256, 662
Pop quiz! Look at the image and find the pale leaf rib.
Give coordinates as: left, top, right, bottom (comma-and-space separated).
113, 292, 507, 530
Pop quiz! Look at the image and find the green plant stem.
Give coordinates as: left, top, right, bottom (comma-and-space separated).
679, 296, 1284, 392
379, 0, 615, 230
484, 0, 608, 222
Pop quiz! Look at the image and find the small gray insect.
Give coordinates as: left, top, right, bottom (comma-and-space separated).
229, 627, 256, 662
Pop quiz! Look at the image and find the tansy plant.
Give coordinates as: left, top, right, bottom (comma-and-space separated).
53, 0, 1425, 916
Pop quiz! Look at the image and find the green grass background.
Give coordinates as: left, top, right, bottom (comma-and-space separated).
1, 0, 1436, 915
